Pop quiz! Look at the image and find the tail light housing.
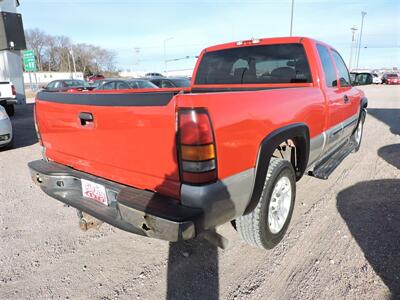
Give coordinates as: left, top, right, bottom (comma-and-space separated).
11, 85, 16, 97
178, 109, 217, 184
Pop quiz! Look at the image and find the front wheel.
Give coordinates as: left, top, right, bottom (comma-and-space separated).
351, 111, 365, 152
236, 158, 296, 249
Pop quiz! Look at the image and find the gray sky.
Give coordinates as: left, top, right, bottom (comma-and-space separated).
19, 0, 400, 72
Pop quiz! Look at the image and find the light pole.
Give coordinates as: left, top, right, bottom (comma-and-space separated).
69, 47, 77, 78
163, 37, 173, 74
289, 0, 294, 36
355, 11, 367, 70
349, 26, 358, 71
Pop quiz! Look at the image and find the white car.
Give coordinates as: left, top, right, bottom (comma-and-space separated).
372, 73, 382, 84
0, 81, 17, 116
0, 105, 12, 148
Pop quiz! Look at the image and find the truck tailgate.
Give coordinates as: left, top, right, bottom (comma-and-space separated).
35, 91, 180, 199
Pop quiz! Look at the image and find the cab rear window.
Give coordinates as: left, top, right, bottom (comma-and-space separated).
194, 43, 312, 85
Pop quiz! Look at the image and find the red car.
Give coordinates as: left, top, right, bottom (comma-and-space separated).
29, 37, 367, 250
382, 73, 399, 85
85, 74, 105, 83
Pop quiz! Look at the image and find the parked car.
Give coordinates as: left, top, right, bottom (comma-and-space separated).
150, 77, 190, 88
372, 73, 382, 84
0, 81, 17, 116
0, 105, 12, 149
42, 80, 89, 92
86, 74, 105, 82
94, 79, 158, 90
350, 72, 373, 85
145, 72, 164, 78
29, 37, 367, 250
382, 73, 399, 85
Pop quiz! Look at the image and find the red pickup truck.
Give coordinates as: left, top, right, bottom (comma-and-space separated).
29, 37, 367, 249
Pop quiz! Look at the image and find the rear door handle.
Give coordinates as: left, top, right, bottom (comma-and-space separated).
344, 95, 349, 103
79, 112, 93, 125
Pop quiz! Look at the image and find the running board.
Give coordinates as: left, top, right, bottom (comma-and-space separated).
309, 141, 357, 180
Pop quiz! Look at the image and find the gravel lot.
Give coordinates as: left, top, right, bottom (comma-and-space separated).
0, 85, 399, 300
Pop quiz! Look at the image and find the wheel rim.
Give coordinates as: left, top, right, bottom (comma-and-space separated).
268, 176, 292, 234
355, 120, 363, 144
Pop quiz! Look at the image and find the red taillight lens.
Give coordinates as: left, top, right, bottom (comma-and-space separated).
11, 85, 16, 96
178, 109, 217, 184
179, 110, 213, 145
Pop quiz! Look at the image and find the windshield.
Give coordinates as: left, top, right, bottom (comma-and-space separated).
195, 43, 312, 85
64, 80, 87, 87
170, 79, 190, 87
387, 74, 398, 78
128, 80, 158, 89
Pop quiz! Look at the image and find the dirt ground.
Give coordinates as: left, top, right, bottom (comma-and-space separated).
0, 85, 399, 300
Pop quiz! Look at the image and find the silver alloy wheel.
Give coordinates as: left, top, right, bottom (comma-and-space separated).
268, 176, 292, 234
355, 120, 363, 144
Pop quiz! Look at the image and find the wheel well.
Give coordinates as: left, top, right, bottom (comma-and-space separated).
244, 123, 309, 215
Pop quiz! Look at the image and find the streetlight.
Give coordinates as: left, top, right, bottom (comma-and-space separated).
349, 26, 358, 71
355, 11, 367, 70
289, 0, 294, 36
163, 37, 173, 74
69, 47, 77, 78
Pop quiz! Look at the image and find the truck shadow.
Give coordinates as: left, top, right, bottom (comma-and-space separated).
378, 144, 400, 169
166, 238, 219, 300
368, 108, 400, 170
6, 103, 38, 150
368, 108, 400, 135
336, 179, 400, 299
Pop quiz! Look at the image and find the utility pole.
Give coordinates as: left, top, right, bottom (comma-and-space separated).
289, 0, 294, 36
349, 26, 358, 71
163, 37, 173, 74
355, 11, 367, 70
70, 47, 77, 78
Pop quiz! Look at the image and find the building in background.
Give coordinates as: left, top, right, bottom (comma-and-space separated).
0, 0, 25, 104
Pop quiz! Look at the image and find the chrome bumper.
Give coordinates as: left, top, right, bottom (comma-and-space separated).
28, 160, 202, 242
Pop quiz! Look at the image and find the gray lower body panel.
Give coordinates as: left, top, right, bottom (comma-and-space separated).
181, 168, 255, 230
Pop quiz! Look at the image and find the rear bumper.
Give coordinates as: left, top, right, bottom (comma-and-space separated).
28, 160, 202, 241
0, 98, 17, 105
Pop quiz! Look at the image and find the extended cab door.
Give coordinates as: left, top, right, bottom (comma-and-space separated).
330, 49, 361, 138
316, 44, 347, 152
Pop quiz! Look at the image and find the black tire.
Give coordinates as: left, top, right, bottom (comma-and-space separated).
236, 158, 296, 249
351, 110, 366, 153
5, 104, 14, 117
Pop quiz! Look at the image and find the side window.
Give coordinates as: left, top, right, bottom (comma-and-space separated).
102, 82, 115, 90
316, 44, 337, 88
161, 80, 175, 88
46, 81, 55, 89
54, 81, 61, 89
115, 81, 130, 89
331, 50, 351, 87
152, 80, 161, 87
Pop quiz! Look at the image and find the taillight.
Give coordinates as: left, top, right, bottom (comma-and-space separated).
178, 109, 217, 184
11, 85, 16, 96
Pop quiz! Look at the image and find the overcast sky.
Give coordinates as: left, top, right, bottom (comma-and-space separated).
19, 0, 400, 72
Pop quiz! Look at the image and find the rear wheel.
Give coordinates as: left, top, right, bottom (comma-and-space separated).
236, 158, 296, 249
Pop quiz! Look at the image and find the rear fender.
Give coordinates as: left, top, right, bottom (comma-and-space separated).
244, 123, 310, 214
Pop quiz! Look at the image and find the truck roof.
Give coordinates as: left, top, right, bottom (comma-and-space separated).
203, 36, 321, 53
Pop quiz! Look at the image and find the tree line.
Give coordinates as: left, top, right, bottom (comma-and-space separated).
24, 28, 117, 75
